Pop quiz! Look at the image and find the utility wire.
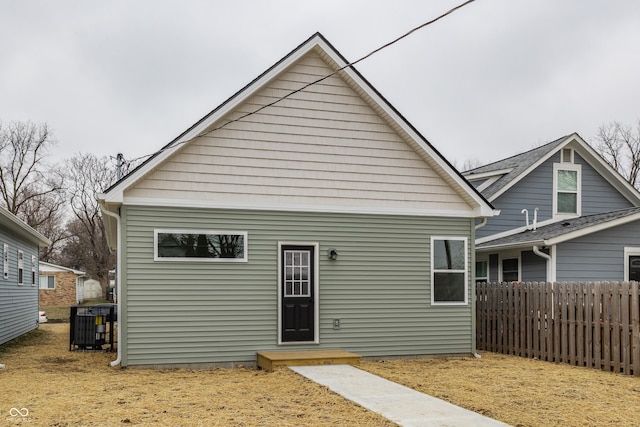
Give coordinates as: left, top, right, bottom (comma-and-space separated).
123, 0, 476, 166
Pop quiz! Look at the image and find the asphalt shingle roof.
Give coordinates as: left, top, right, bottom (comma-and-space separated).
477, 207, 640, 249
463, 135, 569, 199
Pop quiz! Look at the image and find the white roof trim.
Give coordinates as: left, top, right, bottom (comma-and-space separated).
122, 196, 486, 218
463, 168, 514, 180
39, 261, 86, 276
487, 133, 640, 205
0, 206, 51, 247
102, 33, 495, 217
487, 135, 574, 202
545, 212, 640, 246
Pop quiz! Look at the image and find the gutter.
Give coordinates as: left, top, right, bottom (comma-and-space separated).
101, 206, 122, 367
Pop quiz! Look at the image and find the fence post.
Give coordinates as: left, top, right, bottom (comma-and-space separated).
621, 281, 630, 374
632, 281, 640, 377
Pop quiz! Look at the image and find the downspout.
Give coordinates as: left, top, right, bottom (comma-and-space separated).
101, 207, 122, 367
473, 217, 488, 359
475, 217, 488, 230
532, 245, 552, 280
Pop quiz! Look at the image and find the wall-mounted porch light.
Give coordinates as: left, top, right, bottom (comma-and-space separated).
328, 248, 338, 260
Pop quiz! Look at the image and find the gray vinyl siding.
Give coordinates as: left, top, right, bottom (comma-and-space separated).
521, 250, 547, 282
556, 220, 640, 281
0, 225, 40, 346
489, 254, 499, 282
478, 152, 634, 239
120, 205, 475, 367
477, 154, 556, 239
577, 153, 634, 215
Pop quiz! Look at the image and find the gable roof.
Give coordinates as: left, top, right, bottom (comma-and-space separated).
463, 133, 640, 205
0, 205, 51, 247
99, 33, 495, 220
39, 261, 86, 276
476, 207, 640, 250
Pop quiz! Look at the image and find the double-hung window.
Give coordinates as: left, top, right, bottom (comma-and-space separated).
553, 162, 581, 217
431, 237, 468, 305
40, 275, 55, 289
476, 260, 488, 284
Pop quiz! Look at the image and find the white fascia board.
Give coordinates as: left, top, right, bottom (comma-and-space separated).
475, 217, 560, 245
122, 196, 485, 218
0, 206, 51, 247
39, 261, 86, 276
463, 168, 514, 181
312, 40, 495, 217
487, 136, 573, 202
544, 212, 640, 246
571, 134, 640, 206
476, 240, 544, 252
104, 36, 327, 203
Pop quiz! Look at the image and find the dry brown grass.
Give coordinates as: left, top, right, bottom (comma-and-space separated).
2, 324, 640, 426
0, 324, 393, 426
360, 354, 640, 427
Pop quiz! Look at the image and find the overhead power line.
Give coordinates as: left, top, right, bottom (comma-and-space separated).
122, 0, 477, 166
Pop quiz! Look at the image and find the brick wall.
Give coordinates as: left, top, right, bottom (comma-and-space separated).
39, 271, 78, 306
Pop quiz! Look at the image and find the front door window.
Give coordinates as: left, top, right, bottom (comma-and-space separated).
281, 245, 315, 342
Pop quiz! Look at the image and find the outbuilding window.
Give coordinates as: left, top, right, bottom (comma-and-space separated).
431, 237, 468, 305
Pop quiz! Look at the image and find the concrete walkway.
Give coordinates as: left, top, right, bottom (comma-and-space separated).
290, 364, 510, 427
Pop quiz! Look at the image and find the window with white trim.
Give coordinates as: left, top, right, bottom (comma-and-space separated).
553, 163, 581, 216
3, 243, 8, 280
39, 275, 55, 289
624, 247, 640, 282
17, 250, 24, 285
501, 257, 520, 282
476, 260, 488, 284
431, 237, 468, 304
31, 255, 36, 286
154, 230, 248, 262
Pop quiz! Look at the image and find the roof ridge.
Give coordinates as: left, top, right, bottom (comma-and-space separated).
464, 134, 571, 174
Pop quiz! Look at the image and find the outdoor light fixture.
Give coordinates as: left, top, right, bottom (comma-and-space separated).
328, 249, 338, 260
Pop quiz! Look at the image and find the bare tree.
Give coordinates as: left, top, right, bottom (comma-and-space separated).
594, 120, 640, 189
62, 153, 117, 286
0, 120, 67, 249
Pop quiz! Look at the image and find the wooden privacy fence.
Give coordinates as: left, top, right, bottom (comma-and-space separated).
476, 281, 640, 376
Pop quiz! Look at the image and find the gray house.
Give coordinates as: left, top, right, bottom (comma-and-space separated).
99, 33, 496, 368
463, 133, 640, 283
0, 206, 51, 346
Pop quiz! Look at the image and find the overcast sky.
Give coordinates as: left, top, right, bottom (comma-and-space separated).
2, 1, 639, 170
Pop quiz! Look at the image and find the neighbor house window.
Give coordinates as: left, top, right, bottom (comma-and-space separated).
431, 237, 468, 305
17, 250, 24, 285
501, 257, 520, 282
553, 163, 581, 216
31, 255, 36, 286
476, 260, 488, 284
154, 229, 248, 262
624, 247, 640, 282
3, 243, 8, 280
40, 275, 55, 289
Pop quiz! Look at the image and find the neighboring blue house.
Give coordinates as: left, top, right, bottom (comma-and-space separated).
0, 206, 51, 346
463, 133, 640, 283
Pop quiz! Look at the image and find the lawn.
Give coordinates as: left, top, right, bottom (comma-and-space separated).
2, 323, 640, 426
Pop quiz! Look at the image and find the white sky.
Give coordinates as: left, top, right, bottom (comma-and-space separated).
2, 1, 639, 169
